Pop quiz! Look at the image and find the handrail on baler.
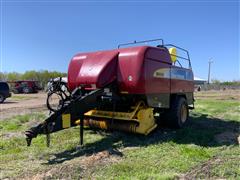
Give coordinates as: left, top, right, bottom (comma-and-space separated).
117, 38, 192, 69
164, 44, 192, 69
118, 38, 164, 49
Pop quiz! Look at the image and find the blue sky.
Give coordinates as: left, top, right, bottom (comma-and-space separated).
0, 0, 239, 81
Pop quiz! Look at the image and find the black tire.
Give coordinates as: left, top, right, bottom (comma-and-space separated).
23, 87, 32, 94
161, 97, 189, 128
0, 94, 5, 103
46, 92, 64, 112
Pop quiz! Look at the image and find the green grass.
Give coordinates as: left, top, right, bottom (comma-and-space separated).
195, 99, 240, 120
0, 93, 239, 179
0, 113, 46, 131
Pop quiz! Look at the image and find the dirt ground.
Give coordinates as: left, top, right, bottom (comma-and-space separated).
0, 92, 48, 120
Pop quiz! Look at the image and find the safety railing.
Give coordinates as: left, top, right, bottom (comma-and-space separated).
164, 44, 192, 69
117, 38, 192, 69
118, 38, 164, 49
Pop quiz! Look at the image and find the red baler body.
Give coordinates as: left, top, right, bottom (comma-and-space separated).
68, 46, 193, 95
25, 43, 195, 146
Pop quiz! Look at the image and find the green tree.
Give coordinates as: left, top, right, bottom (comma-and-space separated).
1, 70, 67, 89
6, 72, 22, 81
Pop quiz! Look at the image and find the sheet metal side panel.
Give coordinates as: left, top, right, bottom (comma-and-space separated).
144, 47, 172, 94
68, 50, 118, 90
117, 46, 148, 93
117, 46, 172, 94
170, 66, 194, 93
96, 55, 118, 87
68, 56, 84, 91
77, 50, 119, 86
145, 47, 172, 64
144, 59, 171, 94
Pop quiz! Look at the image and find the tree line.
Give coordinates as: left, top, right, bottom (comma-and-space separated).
211, 79, 240, 86
0, 70, 67, 88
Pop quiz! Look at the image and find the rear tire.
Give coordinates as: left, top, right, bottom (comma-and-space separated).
0, 94, 5, 103
161, 97, 189, 128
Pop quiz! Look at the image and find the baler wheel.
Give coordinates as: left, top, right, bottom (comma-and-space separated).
162, 97, 189, 128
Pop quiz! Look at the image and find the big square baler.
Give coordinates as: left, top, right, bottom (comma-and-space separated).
25, 39, 194, 147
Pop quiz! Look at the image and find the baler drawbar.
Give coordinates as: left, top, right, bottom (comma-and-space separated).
25, 87, 105, 146
25, 39, 194, 147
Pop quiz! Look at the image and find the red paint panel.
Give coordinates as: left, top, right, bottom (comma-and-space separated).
144, 59, 170, 94
170, 66, 194, 93
68, 57, 84, 91
171, 79, 194, 93
145, 47, 172, 64
117, 46, 172, 94
68, 50, 118, 91
117, 46, 148, 93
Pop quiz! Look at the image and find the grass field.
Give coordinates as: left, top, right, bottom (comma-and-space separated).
0, 90, 239, 179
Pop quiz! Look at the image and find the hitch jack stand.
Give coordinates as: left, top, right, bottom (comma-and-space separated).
80, 117, 84, 146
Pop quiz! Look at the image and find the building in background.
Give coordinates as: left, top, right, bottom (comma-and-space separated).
194, 77, 207, 91
194, 77, 207, 85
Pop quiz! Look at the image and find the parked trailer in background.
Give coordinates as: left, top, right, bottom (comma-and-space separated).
9, 80, 40, 94
25, 39, 194, 147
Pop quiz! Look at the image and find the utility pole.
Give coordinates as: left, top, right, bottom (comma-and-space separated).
208, 58, 213, 84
